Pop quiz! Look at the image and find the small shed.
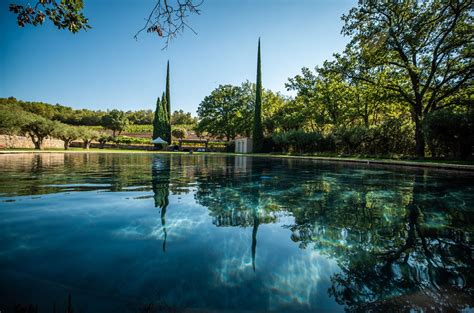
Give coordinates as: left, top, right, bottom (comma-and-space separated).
235, 138, 253, 153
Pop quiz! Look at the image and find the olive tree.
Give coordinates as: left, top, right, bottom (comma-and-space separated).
21, 114, 59, 150
0, 105, 26, 135
53, 124, 80, 150
78, 127, 99, 149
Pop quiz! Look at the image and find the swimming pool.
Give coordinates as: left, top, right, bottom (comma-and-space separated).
0, 153, 473, 312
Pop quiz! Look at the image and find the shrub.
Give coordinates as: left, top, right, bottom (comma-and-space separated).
98, 135, 113, 149
370, 118, 414, 155
261, 137, 275, 153
226, 141, 235, 152
332, 120, 414, 156
424, 109, 473, 159
333, 126, 371, 154
112, 136, 151, 145
271, 130, 335, 153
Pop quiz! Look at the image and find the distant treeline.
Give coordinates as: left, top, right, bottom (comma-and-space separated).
0, 97, 154, 126
0, 97, 199, 150
0, 97, 197, 127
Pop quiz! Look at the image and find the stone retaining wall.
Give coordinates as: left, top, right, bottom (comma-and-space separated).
0, 135, 228, 152
0, 135, 64, 149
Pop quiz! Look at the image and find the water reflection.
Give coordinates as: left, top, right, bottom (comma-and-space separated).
0, 153, 473, 312
151, 156, 170, 252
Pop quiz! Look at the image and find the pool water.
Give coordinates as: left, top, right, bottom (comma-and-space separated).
0, 153, 473, 312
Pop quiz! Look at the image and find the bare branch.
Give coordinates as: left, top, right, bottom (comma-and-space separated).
134, 0, 203, 48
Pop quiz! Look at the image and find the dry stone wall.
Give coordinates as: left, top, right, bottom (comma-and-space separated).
0, 135, 64, 149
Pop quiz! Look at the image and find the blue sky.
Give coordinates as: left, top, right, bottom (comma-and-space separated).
0, 0, 355, 115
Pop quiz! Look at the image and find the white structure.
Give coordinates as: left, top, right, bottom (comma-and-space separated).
235, 138, 253, 153
151, 137, 168, 144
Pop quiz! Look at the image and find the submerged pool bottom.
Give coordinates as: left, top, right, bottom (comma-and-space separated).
0, 153, 473, 312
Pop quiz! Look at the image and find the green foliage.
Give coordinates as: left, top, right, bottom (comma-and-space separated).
101, 110, 129, 137
332, 126, 372, 155
77, 126, 99, 149
171, 127, 187, 139
424, 108, 474, 159
0, 97, 154, 126
225, 141, 235, 152
253, 39, 264, 152
340, 0, 473, 156
126, 124, 153, 133
171, 110, 197, 125
98, 135, 113, 148
286, 66, 401, 131
197, 84, 253, 141
270, 119, 414, 156
161, 93, 171, 143
333, 120, 415, 155
9, 0, 91, 33
166, 61, 171, 120
261, 90, 291, 134
52, 123, 80, 149
272, 130, 335, 153
126, 110, 154, 125
0, 104, 26, 135
158, 61, 172, 144
152, 94, 169, 142
21, 114, 60, 150
112, 136, 151, 145
370, 118, 415, 155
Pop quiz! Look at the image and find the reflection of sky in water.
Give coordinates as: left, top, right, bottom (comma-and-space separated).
0, 153, 473, 312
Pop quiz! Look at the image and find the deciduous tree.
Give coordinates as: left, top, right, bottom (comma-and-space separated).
197, 85, 252, 141
101, 109, 129, 137
341, 0, 474, 156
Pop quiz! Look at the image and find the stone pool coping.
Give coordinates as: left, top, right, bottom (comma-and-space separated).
244, 154, 474, 172
1, 149, 473, 172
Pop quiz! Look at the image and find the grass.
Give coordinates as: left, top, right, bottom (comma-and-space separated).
1, 148, 473, 169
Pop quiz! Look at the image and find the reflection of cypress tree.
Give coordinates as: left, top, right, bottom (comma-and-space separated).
251, 207, 260, 272
194, 157, 277, 272
151, 156, 171, 252
249, 159, 264, 272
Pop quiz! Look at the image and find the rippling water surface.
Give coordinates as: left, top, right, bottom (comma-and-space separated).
0, 153, 473, 312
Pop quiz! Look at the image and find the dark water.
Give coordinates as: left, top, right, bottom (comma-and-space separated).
0, 153, 473, 313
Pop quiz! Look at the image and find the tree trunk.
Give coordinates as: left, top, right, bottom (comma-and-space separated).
83, 140, 91, 149
64, 140, 70, 150
33, 138, 43, 150
414, 119, 425, 158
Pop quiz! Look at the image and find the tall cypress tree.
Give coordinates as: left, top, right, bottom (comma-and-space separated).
161, 92, 168, 120
253, 38, 264, 152
165, 61, 172, 143
152, 93, 168, 145
153, 96, 162, 140
166, 61, 171, 119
